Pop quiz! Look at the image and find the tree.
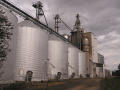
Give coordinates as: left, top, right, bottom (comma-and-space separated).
112, 64, 120, 76
0, 7, 13, 62
118, 64, 120, 70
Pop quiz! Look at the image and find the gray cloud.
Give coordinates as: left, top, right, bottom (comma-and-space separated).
7, 0, 120, 70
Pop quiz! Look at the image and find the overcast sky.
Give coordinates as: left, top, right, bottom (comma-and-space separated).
7, 0, 120, 71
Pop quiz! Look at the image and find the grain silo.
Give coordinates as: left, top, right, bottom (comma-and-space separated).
14, 20, 49, 81
79, 51, 87, 77
68, 45, 79, 78
48, 34, 68, 79
0, 5, 18, 83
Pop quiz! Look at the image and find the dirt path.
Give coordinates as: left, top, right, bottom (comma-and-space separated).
0, 78, 103, 90
48, 78, 103, 90
66, 79, 102, 90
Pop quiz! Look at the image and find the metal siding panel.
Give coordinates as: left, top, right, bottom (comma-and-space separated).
14, 20, 48, 81
68, 45, 79, 78
79, 52, 87, 77
92, 36, 98, 63
48, 35, 68, 79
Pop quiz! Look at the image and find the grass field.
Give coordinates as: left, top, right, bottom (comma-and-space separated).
101, 77, 120, 90
1, 77, 120, 90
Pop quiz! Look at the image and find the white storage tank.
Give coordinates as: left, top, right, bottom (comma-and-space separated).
79, 51, 87, 77
48, 34, 68, 79
14, 20, 49, 81
68, 45, 79, 78
0, 5, 18, 83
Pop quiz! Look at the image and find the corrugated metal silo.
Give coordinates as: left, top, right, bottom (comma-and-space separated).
68, 45, 79, 78
14, 20, 49, 81
79, 51, 87, 77
0, 5, 18, 83
48, 34, 68, 79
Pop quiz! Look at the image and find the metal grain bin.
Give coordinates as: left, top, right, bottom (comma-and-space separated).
48, 34, 68, 79
13, 20, 49, 81
79, 51, 87, 77
68, 45, 79, 78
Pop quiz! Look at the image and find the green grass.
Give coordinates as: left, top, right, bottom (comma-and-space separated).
101, 77, 120, 90
1, 77, 120, 90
